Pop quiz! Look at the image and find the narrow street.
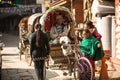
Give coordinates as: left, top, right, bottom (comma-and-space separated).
1, 33, 37, 80
1, 33, 74, 80
1, 33, 120, 80
0, 0, 120, 80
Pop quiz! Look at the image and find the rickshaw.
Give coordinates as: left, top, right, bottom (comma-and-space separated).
40, 6, 93, 80
40, 6, 76, 67
18, 16, 29, 61
18, 6, 93, 80
18, 13, 42, 63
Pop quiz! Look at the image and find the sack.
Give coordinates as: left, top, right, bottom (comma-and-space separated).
92, 48, 104, 61
61, 44, 72, 56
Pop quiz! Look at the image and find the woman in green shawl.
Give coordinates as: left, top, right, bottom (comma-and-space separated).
80, 29, 102, 57
80, 29, 104, 78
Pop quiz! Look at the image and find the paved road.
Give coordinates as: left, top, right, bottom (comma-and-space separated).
1, 33, 120, 80
1, 34, 74, 80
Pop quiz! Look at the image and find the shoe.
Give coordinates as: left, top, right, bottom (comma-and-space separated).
63, 72, 67, 76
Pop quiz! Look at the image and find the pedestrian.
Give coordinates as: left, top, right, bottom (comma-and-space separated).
84, 20, 102, 40
30, 23, 50, 80
80, 29, 104, 79
85, 20, 103, 72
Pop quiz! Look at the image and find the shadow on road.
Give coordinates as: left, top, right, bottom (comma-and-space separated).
2, 68, 60, 80
1, 33, 19, 47
2, 68, 36, 80
2, 53, 19, 56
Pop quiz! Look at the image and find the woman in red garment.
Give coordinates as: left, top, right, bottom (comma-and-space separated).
84, 20, 102, 40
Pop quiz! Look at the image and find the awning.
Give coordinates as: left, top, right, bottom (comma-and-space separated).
28, 13, 42, 25
92, 0, 115, 17
0, 5, 42, 16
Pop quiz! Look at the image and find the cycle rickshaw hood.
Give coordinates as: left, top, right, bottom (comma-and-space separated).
40, 6, 76, 32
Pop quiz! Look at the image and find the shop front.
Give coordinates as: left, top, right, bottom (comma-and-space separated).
92, 0, 120, 71
0, 4, 41, 34
108, 0, 120, 70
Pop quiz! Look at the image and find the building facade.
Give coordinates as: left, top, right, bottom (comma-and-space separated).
49, 0, 120, 71
109, 0, 120, 70
0, 0, 41, 34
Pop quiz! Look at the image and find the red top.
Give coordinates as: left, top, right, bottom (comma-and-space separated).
92, 30, 102, 40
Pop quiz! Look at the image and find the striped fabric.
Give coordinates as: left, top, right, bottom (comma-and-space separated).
33, 57, 47, 61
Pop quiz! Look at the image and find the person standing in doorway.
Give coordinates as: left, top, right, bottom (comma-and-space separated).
30, 23, 50, 80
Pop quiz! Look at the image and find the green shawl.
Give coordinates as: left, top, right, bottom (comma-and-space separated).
80, 36, 104, 60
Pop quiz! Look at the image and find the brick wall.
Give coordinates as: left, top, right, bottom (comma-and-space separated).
109, 0, 120, 71
115, 0, 120, 59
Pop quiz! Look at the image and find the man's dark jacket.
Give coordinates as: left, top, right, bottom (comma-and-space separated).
30, 31, 50, 59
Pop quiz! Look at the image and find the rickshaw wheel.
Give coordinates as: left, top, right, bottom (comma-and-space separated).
74, 57, 93, 80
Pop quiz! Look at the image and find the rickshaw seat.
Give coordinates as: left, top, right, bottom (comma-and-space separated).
46, 32, 61, 51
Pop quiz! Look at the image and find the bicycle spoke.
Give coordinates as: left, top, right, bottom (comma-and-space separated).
74, 57, 93, 80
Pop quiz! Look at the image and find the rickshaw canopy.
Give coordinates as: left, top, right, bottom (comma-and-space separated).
40, 6, 76, 32
28, 13, 42, 26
